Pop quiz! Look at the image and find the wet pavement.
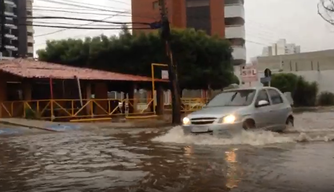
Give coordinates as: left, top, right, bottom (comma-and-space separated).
1, 112, 334, 192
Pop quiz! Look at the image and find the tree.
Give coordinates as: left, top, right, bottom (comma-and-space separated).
318, 0, 334, 25
37, 28, 234, 90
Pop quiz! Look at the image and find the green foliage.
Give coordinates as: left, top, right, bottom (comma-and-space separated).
318, 91, 334, 106
271, 73, 298, 93
271, 73, 318, 106
37, 28, 234, 90
293, 76, 318, 106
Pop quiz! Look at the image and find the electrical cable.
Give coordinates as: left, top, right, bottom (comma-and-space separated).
8, 16, 148, 25
9, 23, 150, 30
37, 0, 129, 14
32, 8, 131, 17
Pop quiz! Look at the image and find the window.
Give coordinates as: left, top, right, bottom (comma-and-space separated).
206, 89, 256, 107
267, 89, 283, 104
152, 1, 159, 9
256, 90, 270, 103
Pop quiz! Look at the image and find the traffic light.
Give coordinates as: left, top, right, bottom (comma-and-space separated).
264, 68, 271, 77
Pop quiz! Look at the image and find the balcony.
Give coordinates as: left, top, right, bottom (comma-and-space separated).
27, 26, 34, 33
225, 25, 245, 39
224, 4, 244, 19
4, 0, 16, 7
5, 45, 18, 51
232, 46, 246, 61
5, 23, 17, 29
4, 12, 16, 17
28, 47, 34, 54
5, 34, 17, 40
28, 36, 35, 43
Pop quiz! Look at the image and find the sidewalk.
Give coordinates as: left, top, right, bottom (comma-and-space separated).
0, 118, 172, 132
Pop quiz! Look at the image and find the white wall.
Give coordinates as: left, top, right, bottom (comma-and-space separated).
250, 70, 334, 94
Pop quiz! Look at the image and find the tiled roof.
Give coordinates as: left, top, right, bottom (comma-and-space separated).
0, 59, 167, 82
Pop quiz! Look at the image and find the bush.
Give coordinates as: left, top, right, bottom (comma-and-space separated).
271, 73, 318, 106
318, 91, 334, 106
271, 73, 298, 93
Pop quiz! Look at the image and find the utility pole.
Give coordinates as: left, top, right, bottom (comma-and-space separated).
0, 0, 5, 60
159, 0, 181, 124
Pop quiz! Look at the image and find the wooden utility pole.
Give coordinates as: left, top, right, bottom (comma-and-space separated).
159, 0, 181, 124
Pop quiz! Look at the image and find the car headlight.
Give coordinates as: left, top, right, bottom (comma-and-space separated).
182, 117, 190, 125
222, 115, 236, 124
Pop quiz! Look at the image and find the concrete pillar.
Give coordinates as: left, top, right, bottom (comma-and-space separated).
94, 82, 108, 115
156, 84, 164, 115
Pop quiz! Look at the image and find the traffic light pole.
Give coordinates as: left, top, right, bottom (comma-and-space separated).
159, 0, 181, 124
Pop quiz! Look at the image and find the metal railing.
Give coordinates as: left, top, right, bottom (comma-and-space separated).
0, 97, 207, 120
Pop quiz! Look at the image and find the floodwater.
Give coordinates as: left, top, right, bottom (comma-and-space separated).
1, 112, 334, 192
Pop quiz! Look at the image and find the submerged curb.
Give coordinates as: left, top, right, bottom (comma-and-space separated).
0, 120, 59, 132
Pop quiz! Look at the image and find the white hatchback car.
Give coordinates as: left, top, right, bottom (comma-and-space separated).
182, 87, 294, 136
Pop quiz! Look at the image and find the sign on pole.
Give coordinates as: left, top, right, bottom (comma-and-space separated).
240, 65, 258, 84
161, 70, 169, 79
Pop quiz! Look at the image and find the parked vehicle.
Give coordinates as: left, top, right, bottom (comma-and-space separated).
182, 86, 294, 137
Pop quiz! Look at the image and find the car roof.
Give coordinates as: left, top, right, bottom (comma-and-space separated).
224, 86, 280, 92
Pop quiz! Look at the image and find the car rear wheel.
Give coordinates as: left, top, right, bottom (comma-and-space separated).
286, 117, 294, 129
242, 119, 256, 130
277, 116, 294, 132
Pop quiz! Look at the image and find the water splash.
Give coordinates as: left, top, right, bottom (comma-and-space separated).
153, 112, 334, 146
152, 126, 294, 146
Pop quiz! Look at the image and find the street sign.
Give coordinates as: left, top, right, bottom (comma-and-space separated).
260, 76, 271, 84
161, 70, 169, 79
241, 65, 258, 83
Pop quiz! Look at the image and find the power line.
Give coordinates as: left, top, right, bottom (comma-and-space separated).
22, 16, 145, 25
34, 14, 121, 37
37, 0, 129, 14
22, 24, 151, 30
33, 8, 131, 16
34, 21, 124, 27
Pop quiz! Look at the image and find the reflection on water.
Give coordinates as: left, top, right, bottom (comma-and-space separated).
225, 148, 242, 189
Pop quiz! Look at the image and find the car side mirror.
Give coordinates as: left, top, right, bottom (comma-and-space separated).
256, 100, 269, 107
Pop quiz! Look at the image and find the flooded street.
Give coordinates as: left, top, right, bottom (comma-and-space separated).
1, 112, 334, 192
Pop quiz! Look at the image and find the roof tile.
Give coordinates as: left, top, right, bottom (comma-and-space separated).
0, 59, 167, 82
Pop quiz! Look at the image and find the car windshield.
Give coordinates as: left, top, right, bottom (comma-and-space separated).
205, 89, 256, 107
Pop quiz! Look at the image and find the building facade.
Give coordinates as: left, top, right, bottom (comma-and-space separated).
262, 39, 300, 56
224, 0, 245, 65
254, 49, 334, 93
0, 0, 34, 60
131, 0, 246, 66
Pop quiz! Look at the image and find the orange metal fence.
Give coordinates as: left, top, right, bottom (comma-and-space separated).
0, 98, 207, 120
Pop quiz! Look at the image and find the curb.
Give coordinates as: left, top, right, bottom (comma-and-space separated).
0, 120, 59, 132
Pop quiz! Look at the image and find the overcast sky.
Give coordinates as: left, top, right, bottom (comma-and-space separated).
33, 0, 334, 61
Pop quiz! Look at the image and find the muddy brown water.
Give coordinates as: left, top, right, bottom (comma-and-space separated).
1, 112, 334, 192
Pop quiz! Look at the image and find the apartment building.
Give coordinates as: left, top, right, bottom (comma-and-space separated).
131, 0, 246, 66
224, 0, 245, 65
262, 39, 301, 56
0, 0, 34, 60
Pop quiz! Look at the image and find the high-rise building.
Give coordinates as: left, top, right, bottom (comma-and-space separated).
131, 0, 246, 66
262, 39, 301, 56
0, 0, 34, 60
